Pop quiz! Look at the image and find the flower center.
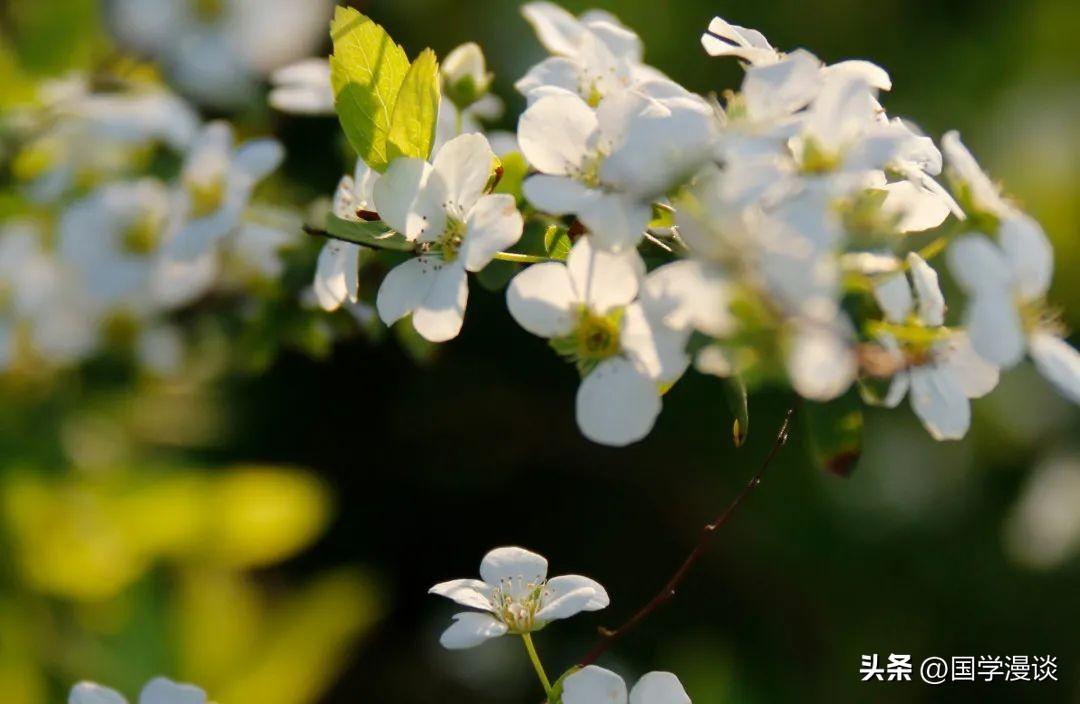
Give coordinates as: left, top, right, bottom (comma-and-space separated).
439, 217, 467, 262
185, 172, 226, 218
799, 137, 840, 174
121, 210, 163, 255
191, 0, 224, 21
550, 305, 624, 375
490, 577, 547, 633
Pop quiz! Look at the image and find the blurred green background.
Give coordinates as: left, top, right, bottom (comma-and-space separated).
2, 0, 1079, 702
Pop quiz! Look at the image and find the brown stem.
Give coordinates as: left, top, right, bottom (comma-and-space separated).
577, 401, 801, 668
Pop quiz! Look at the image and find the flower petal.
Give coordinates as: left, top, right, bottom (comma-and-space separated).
947, 234, 1012, 293
563, 666, 628, 704
1029, 332, 1080, 405
640, 260, 735, 337
234, 139, 284, 181
965, 287, 1025, 368
909, 365, 971, 441
522, 175, 596, 215
515, 57, 581, 100
566, 238, 642, 313
999, 214, 1053, 301
872, 270, 913, 324
428, 578, 495, 612
629, 672, 692, 704
137, 678, 206, 704
461, 194, 523, 272
438, 612, 508, 650
536, 574, 609, 622
906, 253, 945, 327
506, 262, 578, 337
373, 158, 435, 240
518, 92, 597, 176
576, 356, 661, 446
413, 262, 468, 343
376, 257, 435, 326
580, 192, 652, 252
69, 683, 127, 704
786, 321, 857, 401
479, 546, 549, 587
313, 241, 360, 311
521, 1, 587, 57
938, 332, 999, 398
621, 302, 689, 384
432, 133, 495, 215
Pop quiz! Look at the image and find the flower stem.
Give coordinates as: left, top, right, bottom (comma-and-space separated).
493, 252, 554, 264
521, 633, 553, 697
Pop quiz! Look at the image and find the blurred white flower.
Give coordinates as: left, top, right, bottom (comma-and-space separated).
69, 676, 206, 704
700, 16, 778, 65
870, 253, 999, 439
269, 58, 334, 115
374, 134, 523, 342
105, 0, 335, 108
507, 238, 688, 445
1004, 456, 1080, 570
429, 546, 608, 649
562, 666, 690, 704
165, 121, 284, 263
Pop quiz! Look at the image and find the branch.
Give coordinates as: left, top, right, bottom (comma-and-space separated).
577, 401, 801, 668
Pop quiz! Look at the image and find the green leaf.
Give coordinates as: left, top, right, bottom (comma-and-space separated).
543, 225, 572, 261
805, 390, 864, 477
329, 7, 411, 172
324, 214, 413, 251
387, 48, 440, 163
722, 376, 749, 447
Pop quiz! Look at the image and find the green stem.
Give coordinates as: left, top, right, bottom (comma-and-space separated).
493, 251, 554, 264
521, 633, 553, 697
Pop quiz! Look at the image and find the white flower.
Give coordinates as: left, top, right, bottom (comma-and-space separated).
106, 0, 335, 107
313, 159, 379, 312
870, 253, 999, 439
429, 546, 608, 649
373, 133, 523, 342
57, 179, 175, 313
941, 132, 1078, 403
507, 238, 688, 445
786, 316, 858, 402
164, 121, 284, 263
69, 677, 205, 704
562, 666, 690, 704
269, 58, 334, 115
516, 3, 674, 106
518, 89, 713, 252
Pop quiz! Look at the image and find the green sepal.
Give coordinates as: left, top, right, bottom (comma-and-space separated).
722, 375, 750, 447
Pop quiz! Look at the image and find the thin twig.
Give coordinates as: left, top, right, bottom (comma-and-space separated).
577, 401, 801, 668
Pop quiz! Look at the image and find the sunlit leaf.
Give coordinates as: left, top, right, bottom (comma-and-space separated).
329, 7, 410, 172
386, 48, 440, 163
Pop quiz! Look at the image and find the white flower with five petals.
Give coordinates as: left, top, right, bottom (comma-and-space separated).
373, 133, 524, 342
429, 546, 608, 650
507, 238, 689, 445
871, 253, 999, 439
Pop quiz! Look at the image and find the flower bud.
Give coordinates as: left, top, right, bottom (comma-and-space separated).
441, 42, 492, 110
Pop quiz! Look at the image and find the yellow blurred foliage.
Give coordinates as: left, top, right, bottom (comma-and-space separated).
1, 465, 331, 602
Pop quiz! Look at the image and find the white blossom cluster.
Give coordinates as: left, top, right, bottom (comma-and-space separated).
298, 3, 1079, 446
1, 76, 296, 375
